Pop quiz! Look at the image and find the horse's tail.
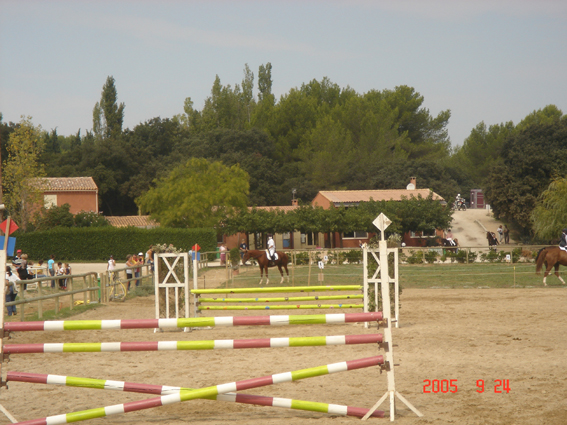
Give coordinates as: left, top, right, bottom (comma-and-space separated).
535, 247, 548, 273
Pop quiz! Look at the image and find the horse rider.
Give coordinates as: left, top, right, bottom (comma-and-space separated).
267, 235, 276, 261
559, 229, 567, 251
445, 229, 456, 246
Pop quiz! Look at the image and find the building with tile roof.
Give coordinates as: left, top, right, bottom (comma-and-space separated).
29, 177, 99, 214
106, 216, 158, 229
312, 178, 446, 248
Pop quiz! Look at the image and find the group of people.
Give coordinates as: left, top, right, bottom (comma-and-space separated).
107, 247, 154, 290
5, 251, 72, 316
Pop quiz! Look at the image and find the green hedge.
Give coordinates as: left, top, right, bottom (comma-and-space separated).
12, 227, 217, 261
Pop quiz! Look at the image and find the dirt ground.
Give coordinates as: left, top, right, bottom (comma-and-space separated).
2, 284, 566, 425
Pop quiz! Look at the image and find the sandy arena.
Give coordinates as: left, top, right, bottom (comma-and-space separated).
2, 285, 566, 425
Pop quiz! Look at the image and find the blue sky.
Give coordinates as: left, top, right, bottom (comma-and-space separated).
1, 0, 566, 147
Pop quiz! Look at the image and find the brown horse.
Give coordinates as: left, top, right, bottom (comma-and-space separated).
242, 249, 290, 285
487, 231, 498, 250
441, 238, 459, 253
535, 246, 567, 286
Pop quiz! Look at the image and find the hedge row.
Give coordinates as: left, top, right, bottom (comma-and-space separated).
12, 227, 217, 262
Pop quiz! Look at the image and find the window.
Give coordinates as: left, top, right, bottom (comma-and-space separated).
44, 194, 57, 209
410, 229, 436, 238
343, 231, 368, 239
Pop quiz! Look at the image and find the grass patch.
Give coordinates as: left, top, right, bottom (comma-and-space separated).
25, 301, 105, 322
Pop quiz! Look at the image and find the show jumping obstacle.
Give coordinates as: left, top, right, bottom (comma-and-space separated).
4, 334, 383, 354
4, 312, 383, 332
7, 372, 385, 419
7, 356, 385, 424
193, 285, 367, 314
3, 313, 386, 424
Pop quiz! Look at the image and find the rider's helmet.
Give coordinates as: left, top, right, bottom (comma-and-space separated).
563, 229, 567, 233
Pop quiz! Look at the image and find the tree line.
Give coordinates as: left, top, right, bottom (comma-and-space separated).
1, 66, 566, 241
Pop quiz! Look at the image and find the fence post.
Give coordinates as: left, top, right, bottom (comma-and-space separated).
69, 276, 74, 310
38, 279, 43, 318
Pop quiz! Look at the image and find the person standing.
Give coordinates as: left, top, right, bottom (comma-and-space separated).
239, 239, 248, 265
48, 254, 57, 288
5, 266, 19, 316
55, 262, 65, 289
107, 255, 116, 272
219, 244, 227, 265
497, 225, 504, 243
125, 255, 135, 291
134, 253, 144, 287
145, 246, 154, 272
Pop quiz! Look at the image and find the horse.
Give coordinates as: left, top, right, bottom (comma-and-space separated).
535, 246, 567, 286
242, 249, 290, 285
487, 232, 498, 250
441, 238, 459, 253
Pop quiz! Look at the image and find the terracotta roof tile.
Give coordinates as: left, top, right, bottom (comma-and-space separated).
30, 177, 98, 191
316, 189, 445, 205
106, 216, 158, 228
250, 205, 300, 212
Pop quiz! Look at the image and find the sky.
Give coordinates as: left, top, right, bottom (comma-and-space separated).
1, 0, 566, 147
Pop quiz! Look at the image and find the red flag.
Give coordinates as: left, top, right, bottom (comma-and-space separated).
192, 244, 201, 252
0, 219, 19, 235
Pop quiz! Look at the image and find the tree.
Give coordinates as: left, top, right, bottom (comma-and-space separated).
258, 62, 273, 103
531, 177, 567, 241
93, 76, 125, 139
484, 118, 567, 234
33, 203, 74, 230
136, 158, 249, 228
3, 116, 46, 231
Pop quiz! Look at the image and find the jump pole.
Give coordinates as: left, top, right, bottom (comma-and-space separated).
7, 372, 385, 419
5, 334, 383, 354
193, 285, 362, 294
8, 355, 385, 424
5, 311, 383, 332
199, 304, 364, 310
198, 294, 363, 303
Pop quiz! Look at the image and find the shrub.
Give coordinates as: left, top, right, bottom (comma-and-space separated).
295, 251, 310, 265
424, 250, 439, 264
407, 250, 424, 264
13, 227, 217, 261
345, 249, 363, 264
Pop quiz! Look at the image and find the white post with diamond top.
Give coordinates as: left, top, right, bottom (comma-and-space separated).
362, 213, 423, 421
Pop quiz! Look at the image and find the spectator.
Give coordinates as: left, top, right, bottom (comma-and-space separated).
5, 266, 19, 316
48, 255, 57, 288
17, 254, 33, 290
135, 253, 144, 287
219, 244, 227, 265
239, 239, 248, 265
12, 249, 22, 269
36, 260, 47, 278
503, 225, 510, 244
56, 262, 66, 290
107, 255, 116, 272
63, 263, 71, 288
145, 246, 154, 272
497, 225, 504, 243
125, 255, 135, 291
